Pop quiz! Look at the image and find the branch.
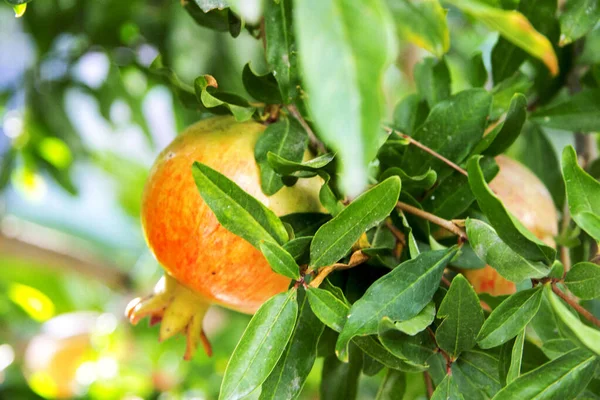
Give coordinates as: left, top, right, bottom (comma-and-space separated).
382, 126, 468, 177
309, 250, 368, 288
551, 283, 600, 329
424, 371, 434, 399
396, 201, 467, 241
287, 104, 327, 155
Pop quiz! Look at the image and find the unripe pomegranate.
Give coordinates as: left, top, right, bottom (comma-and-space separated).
126, 116, 323, 359
463, 155, 558, 295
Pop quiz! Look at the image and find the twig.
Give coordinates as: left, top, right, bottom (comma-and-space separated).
424, 371, 434, 399
382, 126, 468, 177
396, 201, 467, 241
551, 283, 600, 329
309, 251, 368, 288
441, 275, 452, 287
287, 104, 327, 154
385, 219, 406, 245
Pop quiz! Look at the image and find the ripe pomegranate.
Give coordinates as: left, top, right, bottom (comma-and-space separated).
126, 116, 323, 359
463, 155, 558, 295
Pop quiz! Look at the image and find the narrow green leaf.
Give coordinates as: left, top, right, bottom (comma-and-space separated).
268, 152, 335, 177
295, 0, 395, 197
447, 0, 558, 76
320, 344, 362, 400
353, 336, 428, 372
565, 262, 600, 300
378, 318, 436, 365
375, 369, 406, 400
531, 90, 600, 132
380, 167, 437, 192
362, 355, 384, 377
503, 330, 526, 385
386, 0, 449, 57
490, 72, 533, 119
306, 287, 349, 333
559, 0, 600, 46
310, 176, 401, 268
281, 213, 330, 237
452, 350, 502, 399
254, 118, 308, 196
318, 171, 345, 216
468, 52, 488, 88
401, 89, 492, 178
394, 301, 436, 336
545, 284, 600, 357
477, 93, 527, 157
219, 290, 299, 400
467, 156, 556, 264
282, 236, 313, 264
264, 0, 298, 103
392, 94, 429, 137
336, 247, 458, 360
260, 289, 324, 400
466, 219, 550, 282
194, 0, 227, 12
431, 374, 465, 400
414, 57, 451, 108
542, 338, 578, 360
436, 274, 484, 358
259, 241, 300, 280
492, 348, 598, 400
242, 63, 282, 105
194, 75, 255, 121
192, 162, 289, 248
562, 145, 600, 241
477, 287, 543, 349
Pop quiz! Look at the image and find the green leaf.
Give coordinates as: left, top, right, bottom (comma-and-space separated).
318, 171, 345, 217
254, 118, 308, 196
260, 289, 324, 400
559, 0, 600, 46
565, 262, 600, 300
281, 213, 330, 237
414, 57, 451, 108
422, 157, 499, 220
562, 145, 600, 241
542, 338, 578, 360
219, 290, 299, 400
295, 0, 395, 197
489, 0, 556, 84
452, 350, 502, 399
336, 247, 458, 360
447, 0, 558, 76
379, 167, 437, 193
320, 344, 362, 400
194, 0, 228, 12
393, 301, 436, 336
509, 122, 565, 210
148, 56, 199, 108
531, 90, 600, 132
310, 177, 401, 268
259, 241, 300, 280
546, 284, 600, 357
499, 330, 526, 386
392, 94, 429, 137
467, 156, 556, 264
476, 93, 527, 157
242, 63, 282, 105
386, 0, 449, 57
431, 374, 465, 400
492, 348, 598, 400
192, 162, 289, 248
306, 287, 349, 332
194, 75, 255, 122
353, 336, 428, 372
436, 274, 484, 358
375, 369, 406, 400
183, 2, 240, 35
466, 219, 551, 282
283, 236, 313, 264
468, 52, 488, 88
401, 89, 492, 178
268, 152, 335, 177
378, 318, 436, 365
264, 0, 298, 104
490, 73, 533, 119
477, 288, 543, 349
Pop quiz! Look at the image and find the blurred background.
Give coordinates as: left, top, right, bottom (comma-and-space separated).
0, 0, 578, 398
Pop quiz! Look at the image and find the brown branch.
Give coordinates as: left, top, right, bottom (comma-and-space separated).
441, 275, 452, 287
551, 283, 600, 329
396, 201, 467, 241
0, 218, 130, 290
382, 126, 468, 177
287, 104, 327, 154
424, 371, 434, 399
309, 251, 368, 288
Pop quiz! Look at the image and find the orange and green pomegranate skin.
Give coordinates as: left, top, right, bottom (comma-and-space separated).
463, 155, 558, 296
141, 116, 322, 314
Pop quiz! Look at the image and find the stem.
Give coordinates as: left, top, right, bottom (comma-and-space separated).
396, 201, 467, 241
309, 251, 368, 288
551, 283, 600, 329
441, 275, 452, 287
287, 104, 327, 154
424, 371, 434, 399
382, 126, 468, 177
